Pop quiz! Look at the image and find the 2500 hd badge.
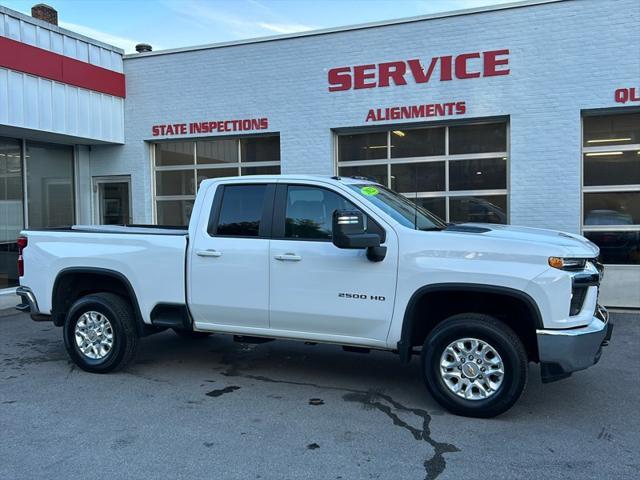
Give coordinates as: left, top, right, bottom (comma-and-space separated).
339, 292, 386, 301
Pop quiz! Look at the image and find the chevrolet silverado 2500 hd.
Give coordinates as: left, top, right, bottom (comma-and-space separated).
16, 175, 613, 417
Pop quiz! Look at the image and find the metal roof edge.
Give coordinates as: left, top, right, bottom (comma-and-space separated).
123, 0, 567, 60
0, 4, 125, 54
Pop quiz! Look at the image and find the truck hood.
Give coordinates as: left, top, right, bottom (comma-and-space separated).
445, 223, 600, 257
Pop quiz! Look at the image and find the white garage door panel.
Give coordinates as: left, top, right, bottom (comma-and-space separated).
599, 266, 640, 309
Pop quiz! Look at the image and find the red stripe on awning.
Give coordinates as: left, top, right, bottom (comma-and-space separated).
0, 35, 126, 98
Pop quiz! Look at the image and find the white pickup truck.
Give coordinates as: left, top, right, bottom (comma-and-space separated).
16, 175, 612, 417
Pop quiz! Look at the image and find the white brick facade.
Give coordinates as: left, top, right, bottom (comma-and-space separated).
67, 0, 640, 306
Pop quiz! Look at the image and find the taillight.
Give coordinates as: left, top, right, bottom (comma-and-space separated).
17, 236, 27, 277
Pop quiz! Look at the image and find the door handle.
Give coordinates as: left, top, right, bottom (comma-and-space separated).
274, 253, 302, 262
196, 249, 222, 258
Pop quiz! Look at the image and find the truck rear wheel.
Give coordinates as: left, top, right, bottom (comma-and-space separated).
63, 293, 139, 373
421, 314, 528, 418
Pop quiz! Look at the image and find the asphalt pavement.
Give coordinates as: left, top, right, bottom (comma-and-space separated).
1, 310, 638, 480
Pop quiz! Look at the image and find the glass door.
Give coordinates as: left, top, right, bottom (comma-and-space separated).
93, 176, 132, 225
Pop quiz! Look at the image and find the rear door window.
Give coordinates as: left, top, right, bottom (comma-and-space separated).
214, 185, 268, 237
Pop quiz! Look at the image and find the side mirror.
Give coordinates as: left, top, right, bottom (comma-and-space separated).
332, 210, 386, 262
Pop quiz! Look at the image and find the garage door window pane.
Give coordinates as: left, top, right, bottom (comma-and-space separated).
338, 132, 388, 161
241, 165, 281, 176
583, 112, 640, 147
216, 185, 267, 236
391, 162, 445, 192
449, 158, 507, 191
449, 123, 506, 154
197, 168, 239, 189
157, 200, 194, 226
584, 192, 640, 226
155, 170, 195, 196
391, 127, 445, 158
156, 142, 194, 166
450, 195, 507, 224
339, 164, 388, 185
196, 139, 238, 164
584, 231, 640, 265
584, 151, 640, 186
415, 197, 446, 220
241, 137, 280, 163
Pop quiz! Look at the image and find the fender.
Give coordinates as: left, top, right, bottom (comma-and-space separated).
397, 283, 543, 364
51, 267, 149, 335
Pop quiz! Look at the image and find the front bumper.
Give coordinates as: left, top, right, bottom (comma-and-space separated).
537, 305, 613, 383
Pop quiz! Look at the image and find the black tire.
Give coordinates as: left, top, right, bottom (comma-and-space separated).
172, 329, 212, 339
421, 313, 528, 418
63, 293, 139, 373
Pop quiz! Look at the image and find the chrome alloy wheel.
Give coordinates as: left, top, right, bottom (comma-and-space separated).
439, 337, 505, 400
74, 311, 114, 360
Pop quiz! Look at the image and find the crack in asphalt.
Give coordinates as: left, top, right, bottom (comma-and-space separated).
236, 373, 458, 480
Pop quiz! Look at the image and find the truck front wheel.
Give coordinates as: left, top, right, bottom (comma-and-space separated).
63, 293, 139, 373
422, 314, 528, 418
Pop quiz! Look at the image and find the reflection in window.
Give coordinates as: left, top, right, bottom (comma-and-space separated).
0, 138, 23, 288
583, 151, 640, 186
584, 192, 640, 226
197, 139, 238, 164
155, 170, 195, 196
450, 196, 507, 224
156, 142, 194, 166
156, 199, 194, 226
391, 162, 445, 193
241, 165, 281, 176
584, 231, 640, 265
390, 127, 445, 158
339, 164, 388, 185
338, 132, 388, 161
449, 158, 507, 191
583, 112, 640, 146
414, 197, 446, 221
285, 186, 355, 240
449, 123, 507, 154
26, 143, 74, 229
241, 137, 280, 163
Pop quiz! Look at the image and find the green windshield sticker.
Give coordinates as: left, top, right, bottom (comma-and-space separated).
360, 186, 379, 196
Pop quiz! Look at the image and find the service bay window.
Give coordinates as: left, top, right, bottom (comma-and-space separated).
582, 112, 640, 265
336, 122, 508, 224
153, 136, 280, 225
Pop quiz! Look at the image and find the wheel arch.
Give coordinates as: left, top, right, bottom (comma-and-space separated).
51, 267, 147, 335
398, 283, 543, 364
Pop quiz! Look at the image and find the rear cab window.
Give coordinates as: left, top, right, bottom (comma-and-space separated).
208, 183, 275, 237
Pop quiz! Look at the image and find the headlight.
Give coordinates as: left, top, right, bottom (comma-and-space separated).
548, 257, 587, 270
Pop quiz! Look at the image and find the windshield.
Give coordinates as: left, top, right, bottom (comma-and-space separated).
348, 184, 446, 231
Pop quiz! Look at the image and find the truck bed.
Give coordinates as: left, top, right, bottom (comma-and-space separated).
20, 226, 188, 323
